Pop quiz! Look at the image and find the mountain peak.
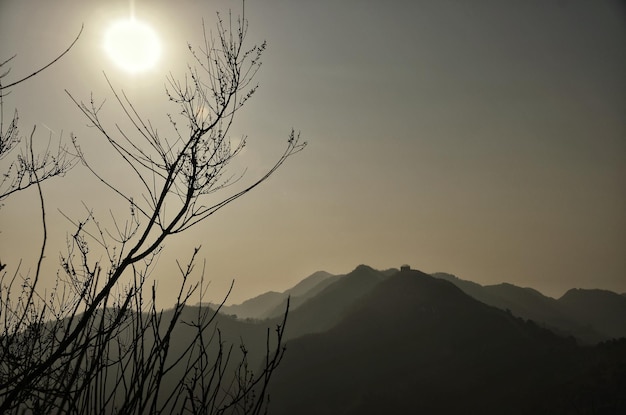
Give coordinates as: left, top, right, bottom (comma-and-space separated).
285, 270, 334, 297
353, 264, 376, 273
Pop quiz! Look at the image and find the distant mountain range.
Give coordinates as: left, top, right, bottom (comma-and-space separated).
204, 265, 626, 414
217, 266, 626, 344
432, 273, 626, 344
265, 268, 626, 414
212, 270, 341, 320
18, 264, 624, 413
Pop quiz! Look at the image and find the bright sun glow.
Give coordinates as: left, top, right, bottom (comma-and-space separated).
104, 18, 161, 74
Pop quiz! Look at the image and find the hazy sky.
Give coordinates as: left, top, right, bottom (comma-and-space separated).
1, 0, 625, 305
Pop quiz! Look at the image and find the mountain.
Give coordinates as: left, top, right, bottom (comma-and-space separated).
558, 288, 626, 340
275, 265, 387, 340
263, 271, 341, 319
210, 270, 334, 319
432, 272, 609, 343
214, 270, 337, 320
214, 291, 286, 319
161, 267, 626, 413
22, 264, 624, 413
483, 283, 607, 342
216, 268, 625, 344
268, 269, 626, 414
285, 270, 335, 297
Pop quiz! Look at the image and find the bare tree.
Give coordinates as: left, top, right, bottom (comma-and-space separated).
0, 3, 303, 414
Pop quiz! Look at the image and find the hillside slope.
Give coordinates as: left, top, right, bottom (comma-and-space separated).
433, 272, 609, 343
269, 269, 626, 415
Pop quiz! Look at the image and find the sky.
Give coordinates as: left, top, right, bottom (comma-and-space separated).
0, 0, 624, 305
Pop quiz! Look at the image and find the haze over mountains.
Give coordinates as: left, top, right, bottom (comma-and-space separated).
198, 264, 626, 413
14, 264, 624, 413
215, 265, 626, 344
263, 267, 626, 414
53, 264, 624, 413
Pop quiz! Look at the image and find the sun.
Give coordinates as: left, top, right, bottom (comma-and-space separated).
104, 18, 161, 74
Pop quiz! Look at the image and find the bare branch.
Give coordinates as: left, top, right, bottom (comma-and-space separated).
0, 25, 83, 92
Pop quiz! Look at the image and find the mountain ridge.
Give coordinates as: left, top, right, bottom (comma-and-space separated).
268, 268, 626, 414
218, 265, 626, 344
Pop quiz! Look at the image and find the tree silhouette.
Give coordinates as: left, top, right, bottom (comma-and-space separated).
0, 3, 302, 413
